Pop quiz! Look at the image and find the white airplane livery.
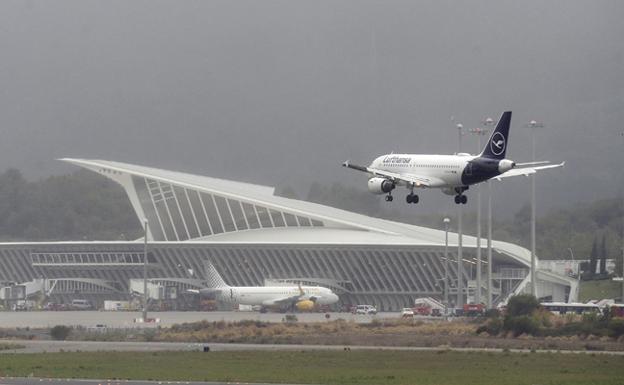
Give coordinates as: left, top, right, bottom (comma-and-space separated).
198, 263, 339, 311
343, 111, 564, 204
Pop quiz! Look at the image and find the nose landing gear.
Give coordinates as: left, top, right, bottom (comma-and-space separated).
385, 194, 394, 202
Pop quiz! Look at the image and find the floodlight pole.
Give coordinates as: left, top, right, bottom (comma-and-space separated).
456, 122, 464, 308
457, 123, 463, 153
621, 132, 624, 302
528, 120, 542, 298
531, 148, 536, 296
469, 127, 490, 305
142, 219, 148, 322
476, 167, 482, 303
443, 217, 450, 307
475, 131, 482, 305
487, 181, 494, 309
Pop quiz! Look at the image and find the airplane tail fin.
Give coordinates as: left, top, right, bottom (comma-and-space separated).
204, 261, 229, 288
479, 111, 512, 159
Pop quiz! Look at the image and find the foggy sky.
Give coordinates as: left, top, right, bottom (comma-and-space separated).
0, 0, 622, 216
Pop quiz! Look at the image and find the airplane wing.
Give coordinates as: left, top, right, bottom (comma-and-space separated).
262, 295, 301, 307
262, 284, 310, 306
493, 162, 565, 180
342, 161, 445, 188
515, 161, 551, 167
198, 288, 223, 296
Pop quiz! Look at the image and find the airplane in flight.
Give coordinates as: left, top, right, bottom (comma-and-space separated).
195, 263, 340, 312
343, 111, 564, 204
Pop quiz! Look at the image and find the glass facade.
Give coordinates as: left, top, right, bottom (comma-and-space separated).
0, 243, 519, 311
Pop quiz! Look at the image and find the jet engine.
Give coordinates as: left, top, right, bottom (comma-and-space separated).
442, 187, 468, 196
367, 177, 395, 194
498, 159, 516, 173
295, 299, 316, 311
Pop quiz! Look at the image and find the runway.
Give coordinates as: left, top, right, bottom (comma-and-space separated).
0, 311, 389, 328
0, 378, 297, 385
3, 339, 624, 356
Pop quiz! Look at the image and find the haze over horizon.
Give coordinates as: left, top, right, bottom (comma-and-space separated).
1, 0, 622, 217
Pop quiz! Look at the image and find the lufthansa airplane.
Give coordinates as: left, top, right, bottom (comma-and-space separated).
343, 111, 563, 204
196, 263, 339, 312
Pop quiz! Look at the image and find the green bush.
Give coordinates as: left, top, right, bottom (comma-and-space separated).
608, 318, 624, 338
535, 309, 553, 328
504, 315, 539, 337
477, 317, 503, 336
143, 328, 156, 342
582, 312, 599, 324
506, 294, 540, 317
484, 309, 501, 319
50, 325, 71, 340
238, 320, 268, 328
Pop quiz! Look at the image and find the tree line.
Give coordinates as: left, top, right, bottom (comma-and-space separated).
0, 168, 621, 272
0, 168, 140, 241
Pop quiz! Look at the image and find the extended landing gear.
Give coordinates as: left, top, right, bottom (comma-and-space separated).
454, 195, 467, 205
406, 193, 419, 204
453, 186, 468, 205
385, 194, 394, 202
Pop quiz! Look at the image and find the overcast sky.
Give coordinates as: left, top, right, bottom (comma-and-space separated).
0, 0, 622, 216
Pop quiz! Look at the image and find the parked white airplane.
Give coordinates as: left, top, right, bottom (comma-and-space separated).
197, 263, 339, 311
343, 111, 564, 204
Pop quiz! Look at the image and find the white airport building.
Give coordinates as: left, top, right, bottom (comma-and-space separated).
0, 159, 577, 310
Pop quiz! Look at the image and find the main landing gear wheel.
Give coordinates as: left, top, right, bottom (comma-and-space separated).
406, 194, 419, 204
454, 195, 467, 204
385, 195, 394, 202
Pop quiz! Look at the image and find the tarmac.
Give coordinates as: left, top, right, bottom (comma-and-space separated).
3, 339, 624, 356
0, 311, 387, 328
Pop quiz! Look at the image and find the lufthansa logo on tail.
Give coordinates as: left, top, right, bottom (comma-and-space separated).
490, 132, 506, 156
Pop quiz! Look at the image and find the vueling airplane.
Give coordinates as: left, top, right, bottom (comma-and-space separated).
343, 111, 563, 204
196, 263, 339, 312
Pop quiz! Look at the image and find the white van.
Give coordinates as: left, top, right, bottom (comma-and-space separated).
71, 299, 93, 310
353, 305, 377, 315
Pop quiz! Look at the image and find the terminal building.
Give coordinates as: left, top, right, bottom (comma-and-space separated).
0, 159, 577, 311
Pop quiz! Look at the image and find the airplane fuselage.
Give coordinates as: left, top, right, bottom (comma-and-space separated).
370, 153, 501, 189
216, 286, 339, 307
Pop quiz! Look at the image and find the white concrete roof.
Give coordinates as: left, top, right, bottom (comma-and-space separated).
191, 227, 432, 245
61, 158, 276, 197
60, 158, 533, 268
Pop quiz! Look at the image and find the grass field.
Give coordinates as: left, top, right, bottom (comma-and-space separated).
1, 350, 623, 385
579, 279, 622, 302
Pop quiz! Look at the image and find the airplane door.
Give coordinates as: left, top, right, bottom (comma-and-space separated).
466, 162, 473, 176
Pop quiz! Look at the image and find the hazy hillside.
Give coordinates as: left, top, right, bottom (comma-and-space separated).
0, 169, 621, 267
0, 168, 141, 241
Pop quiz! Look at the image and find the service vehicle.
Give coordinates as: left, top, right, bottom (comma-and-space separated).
70, 299, 93, 310
353, 305, 377, 315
